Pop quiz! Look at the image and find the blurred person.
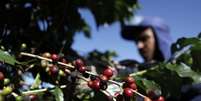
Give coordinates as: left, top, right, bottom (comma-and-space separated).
121, 16, 172, 65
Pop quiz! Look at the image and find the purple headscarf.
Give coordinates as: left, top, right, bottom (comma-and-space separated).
121, 16, 172, 61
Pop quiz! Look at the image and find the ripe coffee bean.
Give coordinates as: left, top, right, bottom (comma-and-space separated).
78, 66, 86, 73
129, 83, 137, 90
60, 58, 67, 63
123, 88, 133, 97
0, 71, 4, 81
74, 59, 84, 68
50, 65, 59, 75
124, 76, 135, 84
87, 81, 93, 88
102, 68, 113, 78
91, 79, 100, 91
154, 96, 165, 101
51, 54, 59, 61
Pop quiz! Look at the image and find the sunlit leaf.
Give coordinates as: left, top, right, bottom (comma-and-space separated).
0, 50, 20, 65
31, 73, 41, 89
51, 87, 64, 101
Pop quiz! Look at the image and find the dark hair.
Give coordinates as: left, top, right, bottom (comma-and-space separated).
151, 27, 165, 62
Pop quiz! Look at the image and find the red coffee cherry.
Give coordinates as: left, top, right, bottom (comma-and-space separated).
87, 81, 93, 88
78, 66, 86, 73
123, 88, 133, 97
51, 54, 59, 61
92, 79, 100, 91
0, 71, 5, 81
50, 65, 59, 75
60, 58, 67, 63
129, 83, 137, 90
154, 96, 165, 101
102, 67, 113, 78
124, 76, 135, 84
74, 59, 84, 68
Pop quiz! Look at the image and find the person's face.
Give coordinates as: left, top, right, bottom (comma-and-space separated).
134, 28, 156, 62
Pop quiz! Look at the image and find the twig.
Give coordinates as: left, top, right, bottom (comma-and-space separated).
132, 89, 147, 98
129, 70, 147, 76
85, 71, 98, 76
77, 75, 89, 82
129, 66, 157, 76
22, 85, 67, 95
11, 92, 19, 97
20, 52, 74, 69
22, 88, 48, 95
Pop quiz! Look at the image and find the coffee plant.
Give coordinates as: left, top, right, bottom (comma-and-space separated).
0, 33, 201, 101
0, 0, 201, 101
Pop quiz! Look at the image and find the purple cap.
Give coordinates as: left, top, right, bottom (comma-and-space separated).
121, 16, 172, 61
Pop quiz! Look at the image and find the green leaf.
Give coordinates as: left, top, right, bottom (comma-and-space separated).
135, 76, 161, 96
142, 79, 161, 92
51, 87, 64, 101
31, 73, 41, 89
166, 63, 201, 84
178, 37, 201, 49
172, 37, 201, 53
0, 50, 20, 65
191, 46, 201, 72
142, 65, 182, 99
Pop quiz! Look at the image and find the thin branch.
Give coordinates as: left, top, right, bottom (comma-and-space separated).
129, 70, 147, 76
77, 75, 89, 82
11, 92, 19, 97
132, 89, 147, 98
129, 66, 157, 76
20, 52, 74, 69
22, 85, 67, 95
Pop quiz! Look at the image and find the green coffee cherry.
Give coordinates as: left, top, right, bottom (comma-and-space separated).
4, 78, 10, 85
16, 96, 23, 101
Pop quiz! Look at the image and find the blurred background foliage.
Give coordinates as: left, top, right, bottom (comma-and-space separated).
0, 0, 138, 58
